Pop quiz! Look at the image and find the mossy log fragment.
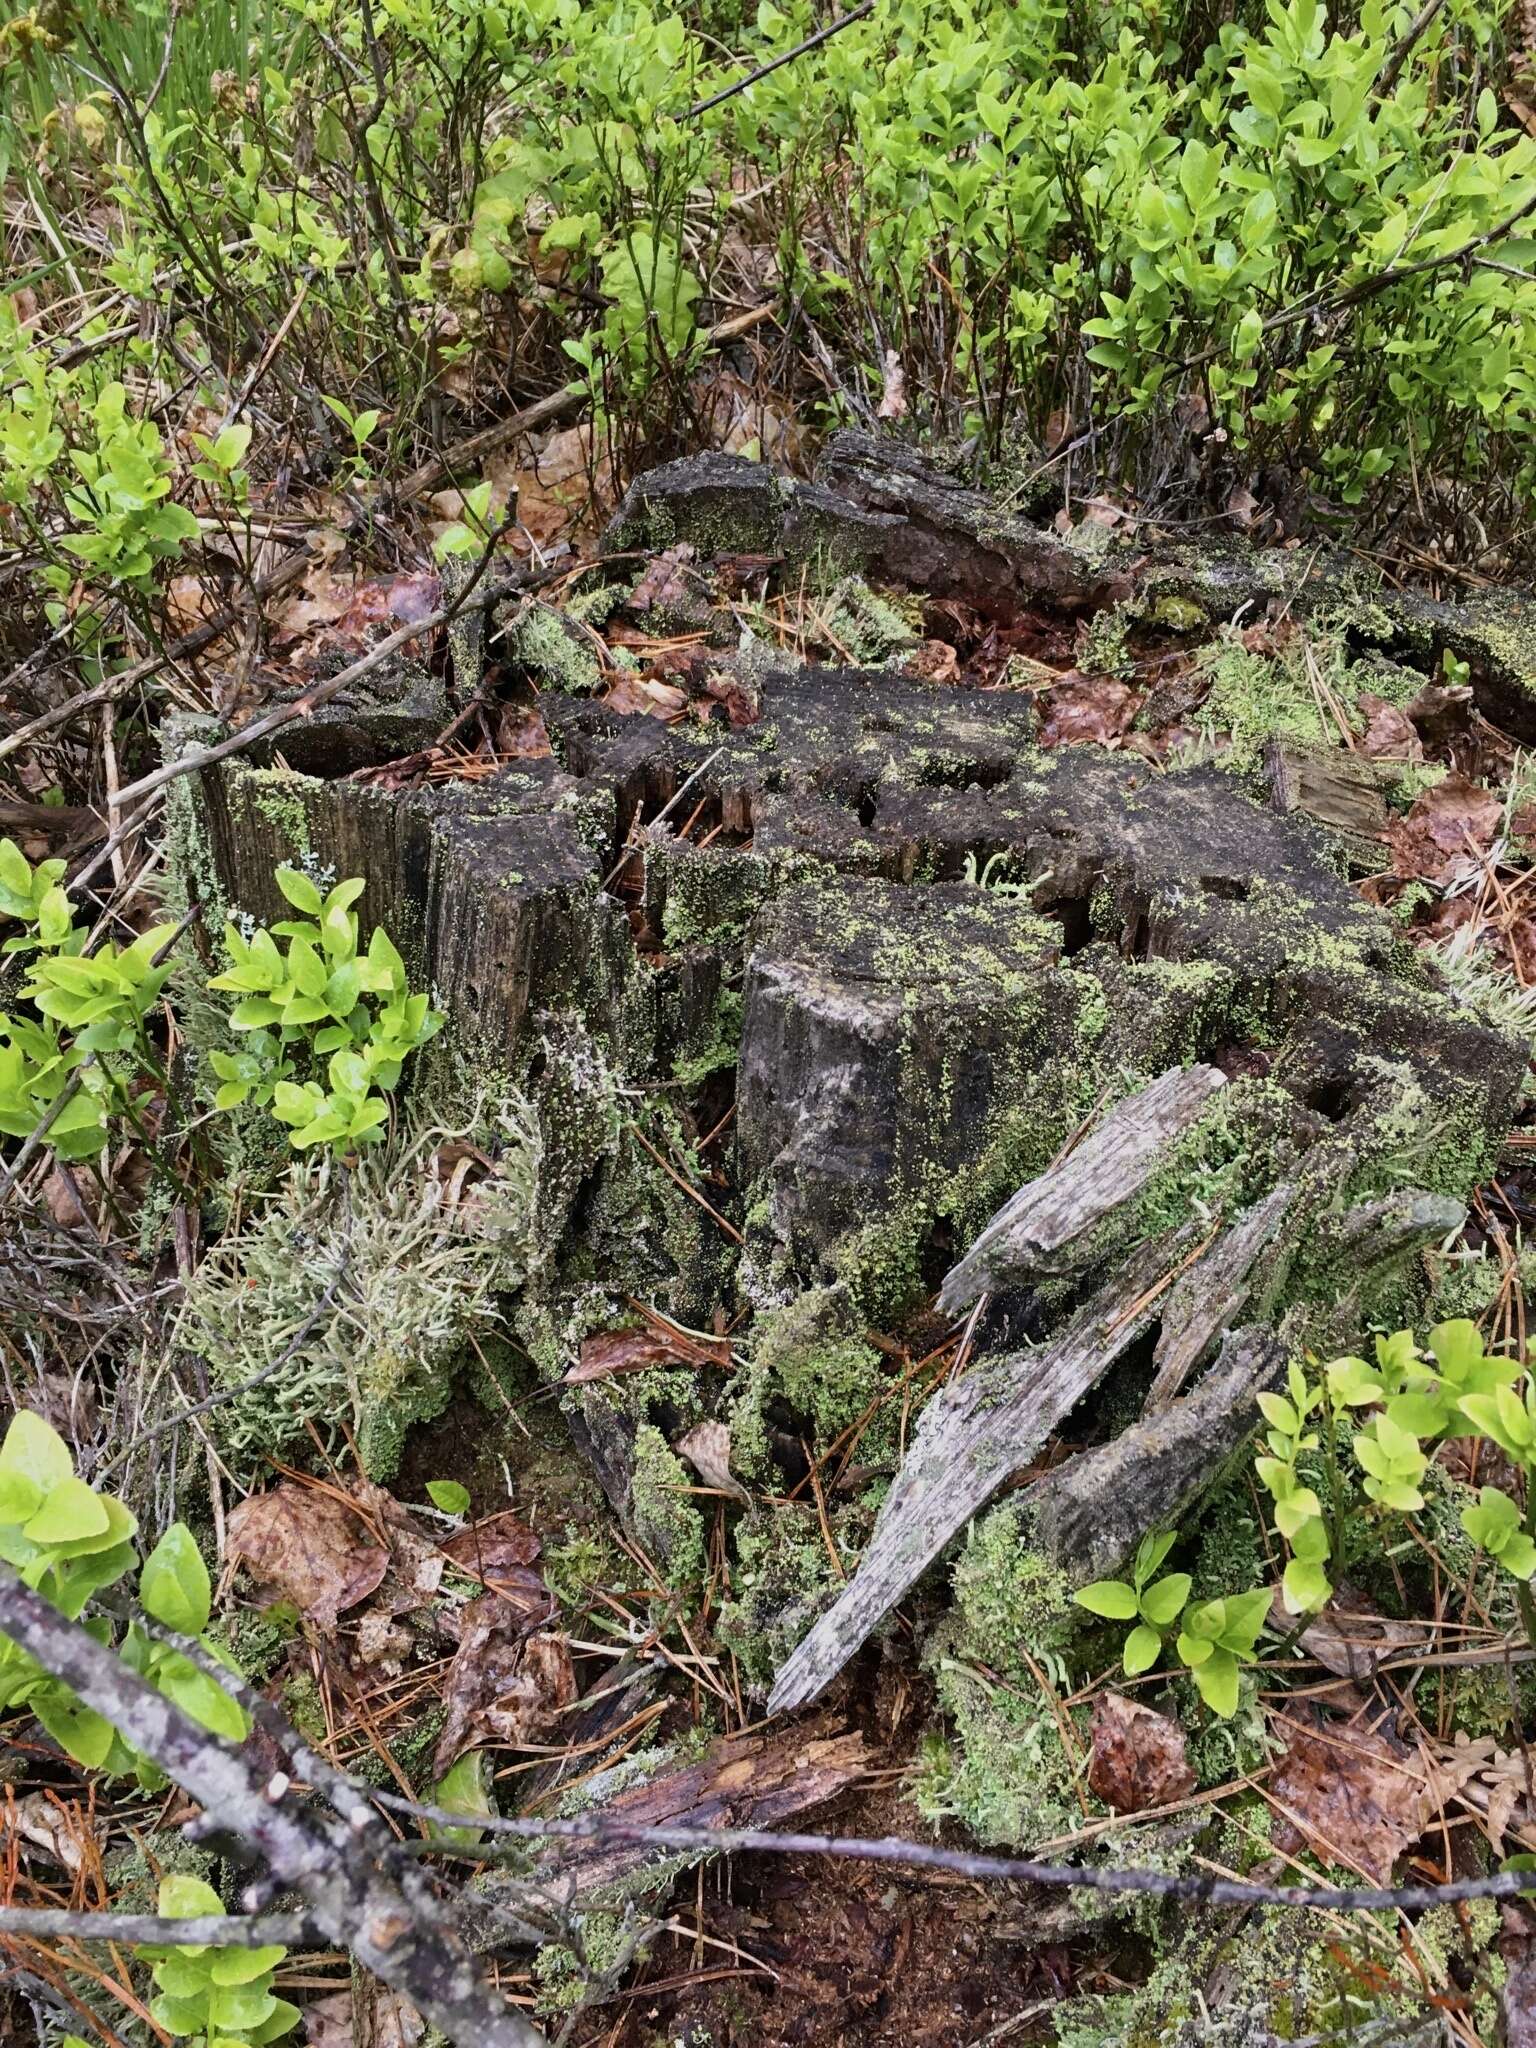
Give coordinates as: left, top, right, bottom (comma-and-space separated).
768, 1221, 1197, 1716
1145, 1182, 1298, 1409
175, 719, 627, 1061
1028, 1325, 1286, 1585
936, 1062, 1227, 1313
464, 1714, 866, 1937
164, 499, 1529, 1647
606, 429, 1536, 740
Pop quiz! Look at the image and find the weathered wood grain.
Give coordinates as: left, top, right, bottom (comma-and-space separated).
936, 1065, 1227, 1317
767, 1226, 1198, 1717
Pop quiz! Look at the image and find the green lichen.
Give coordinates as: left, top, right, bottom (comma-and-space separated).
506, 602, 604, 693
629, 1423, 707, 1594
910, 1651, 1084, 1848
751, 1287, 887, 1447
717, 1503, 844, 1691
176, 1097, 539, 1479
949, 1503, 1075, 1681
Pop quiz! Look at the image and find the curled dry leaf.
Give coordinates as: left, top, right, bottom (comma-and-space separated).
228, 1482, 389, 1631
1385, 771, 1502, 881
1266, 1583, 1422, 1683
1357, 692, 1423, 762
875, 348, 908, 421
433, 1595, 574, 1775
567, 1320, 730, 1385
1270, 1713, 1433, 1884
1086, 1693, 1195, 1816
674, 1420, 748, 1504
441, 1510, 543, 1583
603, 673, 689, 722
1038, 675, 1138, 748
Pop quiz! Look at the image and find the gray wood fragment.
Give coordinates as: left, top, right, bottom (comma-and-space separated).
768, 1226, 1197, 1718
1030, 1327, 1285, 1586
1145, 1183, 1298, 1411
936, 1064, 1227, 1316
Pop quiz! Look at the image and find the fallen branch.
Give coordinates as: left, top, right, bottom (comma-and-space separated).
0, 1566, 550, 2048
0, 547, 310, 769
0, 1907, 310, 1946
379, 1789, 1536, 1918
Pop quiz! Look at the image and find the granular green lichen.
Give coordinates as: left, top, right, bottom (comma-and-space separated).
949, 1503, 1075, 1682
629, 1423, 707, 1592
751, 1286, 887, 1447
910, 1652, 1084, 1847
718, 1503, 843, 1691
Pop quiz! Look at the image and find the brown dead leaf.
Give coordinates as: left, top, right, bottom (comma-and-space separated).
1226, 484, 1260, 529
628, 544, 699, 615
494, 704, 553, 758
875, 348, 908, 422
1268, 1583, 1422, 1681
228, 1483, 389, 1631
1386, 771, 1502, 881
1270, 1713, 1432, 1883
674, 1420, 748, 1504
902, 639, 962, 685
603, 673, 689, 722
567, 1319, 730, 1385
700, 667, 761, 729
434, 1598, 574, 1774
441, 1511, 543, 1581
306, 1985, 424, 2048
1039, 675, 1138, 747
1357, 693, 1423, 763
1086, 1693, 1195, 1816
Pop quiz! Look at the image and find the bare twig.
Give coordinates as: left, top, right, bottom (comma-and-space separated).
0, 1908, 310, 1946
0, 1567, 551, 2048
684, 2, 875, 119
375, 1790, 1536, 1917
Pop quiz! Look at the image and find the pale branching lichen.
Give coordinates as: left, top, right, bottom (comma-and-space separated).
175, 1094, 540, 1478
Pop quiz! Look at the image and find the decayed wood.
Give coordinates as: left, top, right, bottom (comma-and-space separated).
1030, 1327, 1285, 1586
1264, 741, 1395, 871
0, 1566, 549, 2048
462, 1715, 867, 1941
768, 1226, 1198, 1717
936, 1065, 1228, 1316
1145, 1183, 1298, 1410
188, 754, 627, 1062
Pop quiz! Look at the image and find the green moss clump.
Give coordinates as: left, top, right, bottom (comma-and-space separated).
531, 1913, 640, 2015
718, 1503, 843, 1692
752, 1287, 887, 1447
629, 1423, 707, 1594
910, 1657, 1084, 1848
949, 1503, 1075, 1682
506, 602, 603, 693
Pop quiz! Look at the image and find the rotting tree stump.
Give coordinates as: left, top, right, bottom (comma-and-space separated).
168, 434, 1530, 1717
